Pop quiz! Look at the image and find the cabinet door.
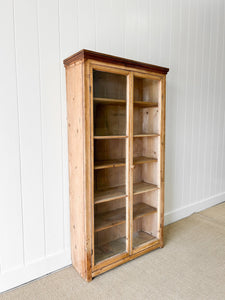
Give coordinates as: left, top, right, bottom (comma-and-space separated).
131, 72, 164, 252
90, 64, 132, 267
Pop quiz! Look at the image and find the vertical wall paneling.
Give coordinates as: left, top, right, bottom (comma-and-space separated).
0, 0, 24, 273
14, 0, 45, 263
148, 0, 161, 64
95, 0, 111, 53
77, 0, 96, 51
1, 0, 225, 292
136, 0, 149, 61
219, 1, 225, 193
209, 1, 220, 196
37, 0, 64, 255
104, 0, 125, 57
195, 1, 207, 204
124, 0, 138, 59
187, 0, 199, 206
58, 0, 77, 251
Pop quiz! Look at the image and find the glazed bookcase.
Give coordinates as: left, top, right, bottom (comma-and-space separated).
63, 50, 169, 281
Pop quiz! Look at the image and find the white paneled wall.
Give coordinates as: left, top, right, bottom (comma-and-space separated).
0, 0, 225, 292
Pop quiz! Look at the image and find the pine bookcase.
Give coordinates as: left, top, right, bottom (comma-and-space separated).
63, 50, 169, 281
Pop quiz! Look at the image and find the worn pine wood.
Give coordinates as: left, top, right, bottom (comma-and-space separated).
64, 49, 168, 281
94, 185, 126, 204
63, 49, 169, 75
133, 182, 158, 195
94, 135, 128, 139
65, 61, 92, 281
133, 133, 160, 138
94, 158, 125, 170
92, 240, 161, 276
134, 100, 158, 107
94, 156, 156, 170
94, 97, 126, 104
159, 77, 166, 247
94, 231, 156, 264
94, 202, 156, 233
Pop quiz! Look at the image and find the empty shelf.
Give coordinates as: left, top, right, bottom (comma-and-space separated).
94, 202, 156, 232
94, 186, 126, 204
133, 182, 158, 195
133, 156, 157, 165
95, 236, 126, 264
95, 231, 157, 264
133, 202, 156, 220
133, 133, 160, 138
134, 101, 158, 107
94, 135, 128, 139
95, 207, 126, 232
94, 158, 125, 170
133, 231, 156, 248
94, 97, 126, 104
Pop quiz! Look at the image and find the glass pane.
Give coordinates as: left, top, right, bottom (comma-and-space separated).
93, 70, 128, 264
133, 75, 160, 250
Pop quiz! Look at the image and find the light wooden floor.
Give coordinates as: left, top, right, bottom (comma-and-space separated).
1, 202, 225, 300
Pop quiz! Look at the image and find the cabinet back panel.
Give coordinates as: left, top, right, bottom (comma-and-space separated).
94, 139, 125, 161
94, 198, 126, 214
94, 104, 126, 136
133, 191, 158, 209
133, 163, 159, 186
133, 107, 159, 135
141, 214, 158, 237
94, 223, 126, 247
94, 167, 125, 190
93, 70, 126, 100
133, 136, 159, 159
134, 77, 160, 103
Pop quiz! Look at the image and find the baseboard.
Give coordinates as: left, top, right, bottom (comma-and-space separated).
164, 192, 225, 225
0, 249, 71, 293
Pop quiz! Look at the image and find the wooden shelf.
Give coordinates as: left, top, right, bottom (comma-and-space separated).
133, 203, 156, 220
95, 236, 126, 264
94, 185, 126, 204
133, 231, 156, 248
95, 207, 126, 232
94, 202, 156, 232
94, 156, 157, 170
95, 231, 157, 263
134, 101, 158, 107
94, 97, 126, 104
133, 156, 157, 165
94, 158, 125, 170
94, 135, 128, 139
133, 133, 160, 138
95, 182, 158, 205
93, 98, 158, 108
133, 182, 158, 195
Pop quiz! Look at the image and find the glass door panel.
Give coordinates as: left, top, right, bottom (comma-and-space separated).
132, 74, 161, 250
92, 69, 129, 264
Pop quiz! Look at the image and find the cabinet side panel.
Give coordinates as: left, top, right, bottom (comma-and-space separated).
65, 62, 87, 278
159, 76, 166, 247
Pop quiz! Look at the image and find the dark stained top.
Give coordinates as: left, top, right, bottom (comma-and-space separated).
63, 49, 169, 74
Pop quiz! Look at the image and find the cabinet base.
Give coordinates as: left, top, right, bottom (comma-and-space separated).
92, 240, 160, 278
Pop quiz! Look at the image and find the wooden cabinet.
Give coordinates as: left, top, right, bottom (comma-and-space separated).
63, 50, 169, 281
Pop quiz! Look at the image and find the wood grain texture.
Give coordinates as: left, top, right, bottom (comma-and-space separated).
94, 203, 156, 233
63, 49, 169, 74
66, 62, 91, 281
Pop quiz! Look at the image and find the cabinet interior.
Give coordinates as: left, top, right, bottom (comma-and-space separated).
93, 69, 161, 265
